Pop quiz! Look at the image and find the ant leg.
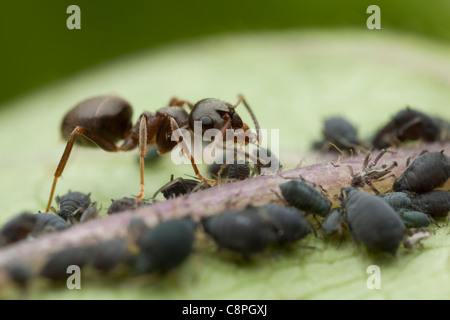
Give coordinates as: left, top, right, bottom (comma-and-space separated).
136, 115, 148, 203
46, 126, 120, 212
169, 97, 194, 110
167, 117, 216, 185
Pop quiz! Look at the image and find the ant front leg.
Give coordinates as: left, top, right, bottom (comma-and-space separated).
165, 117, 216, 185
46, 127, 121, 212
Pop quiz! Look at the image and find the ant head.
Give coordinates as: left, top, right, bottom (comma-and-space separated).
188, 98, 247, 136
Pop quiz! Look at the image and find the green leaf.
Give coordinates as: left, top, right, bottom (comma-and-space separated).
1, 30, 450, 299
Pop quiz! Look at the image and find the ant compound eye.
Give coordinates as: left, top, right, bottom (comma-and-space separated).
200, 116, 214, 130
231, 113, 243, 129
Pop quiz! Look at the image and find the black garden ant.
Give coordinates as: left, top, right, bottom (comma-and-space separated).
45, 95, 262, 212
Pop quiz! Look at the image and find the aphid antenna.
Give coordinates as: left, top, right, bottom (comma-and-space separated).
270, 189, 289, 206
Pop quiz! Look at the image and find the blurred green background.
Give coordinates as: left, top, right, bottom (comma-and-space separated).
1, 0, 450, 105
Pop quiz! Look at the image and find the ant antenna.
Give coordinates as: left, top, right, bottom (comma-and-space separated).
237, 94, 261, 144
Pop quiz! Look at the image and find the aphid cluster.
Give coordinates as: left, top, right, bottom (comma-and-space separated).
202, 204, 311, 257
1, 97, 449, 291
313, 107, 450, 154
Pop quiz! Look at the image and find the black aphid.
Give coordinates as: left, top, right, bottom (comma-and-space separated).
90, 238, 130, 273
40, 246, 91, 281
31, 213, 69, 237
0, 213, 37, 247
321, 208, 345, 236
107, 197, 138, 215
397, 210, 431, 228
393, 151, 450, 193
409, 190, 450, 218
134, 217, 196, 274
202, 207, 278, 256
341, 187, 405, 255
210, 162, 253, 182
313, 116, 360, 152
260, 204, 311, 244
372, 108, 442, 149
56, 191, 92, 223
7, 262, 32, 289
279, 180, 331, 217
153, 176, 210, 200
378, 192, 411, 210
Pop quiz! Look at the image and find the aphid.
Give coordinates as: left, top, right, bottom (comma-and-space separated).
341, 187, 405, 255
7, 262, 32, 289
397, 210, 431, 228
152, 175, 210, 200
313, 116, 361, 152
393, 150, 450, 193
90, 238, 130, 273
226, 163, 252, 180
79, 205, 99, 222
403, 228, 433, 249
40, 246, 90, 281
378, 192, 411, 210
56, 191, 92, 223
0, 213, 37, 247
45, 95, 262, 212
134, 217, 197, 274
321, 208, 345, 236
107, 197, 139, 215
331, 149, 397, 194
372, 107, 442, 149
127, 217, 151, 245
201, 207, 278, 256
31, 213, 69, 237
279, 180, 331, 217
260, 204, 311, 244
409, 190, 450, 218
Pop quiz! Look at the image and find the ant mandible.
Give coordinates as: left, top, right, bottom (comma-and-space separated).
45, 95, 261, 212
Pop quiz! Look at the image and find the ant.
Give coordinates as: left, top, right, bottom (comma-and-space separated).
45, 95, 261, 212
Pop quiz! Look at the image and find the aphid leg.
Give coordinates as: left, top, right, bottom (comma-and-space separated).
372, 149, 387, 166
329, 142, 347, 159
306, 218, 319, 239
45, 126, 120, 212
318, 185, 330, 198
427, 214, 440, 228
136, 115, 148, 203
405, 156, 412, 167
270, 189, 290, 206
375, 173, 397, 183
362, 151, 371, 170
365, 180, 381, 194
330, 162, 356, 178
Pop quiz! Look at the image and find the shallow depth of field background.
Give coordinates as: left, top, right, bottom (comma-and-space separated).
0, 1, 450, 299
1, 0, 450, 105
